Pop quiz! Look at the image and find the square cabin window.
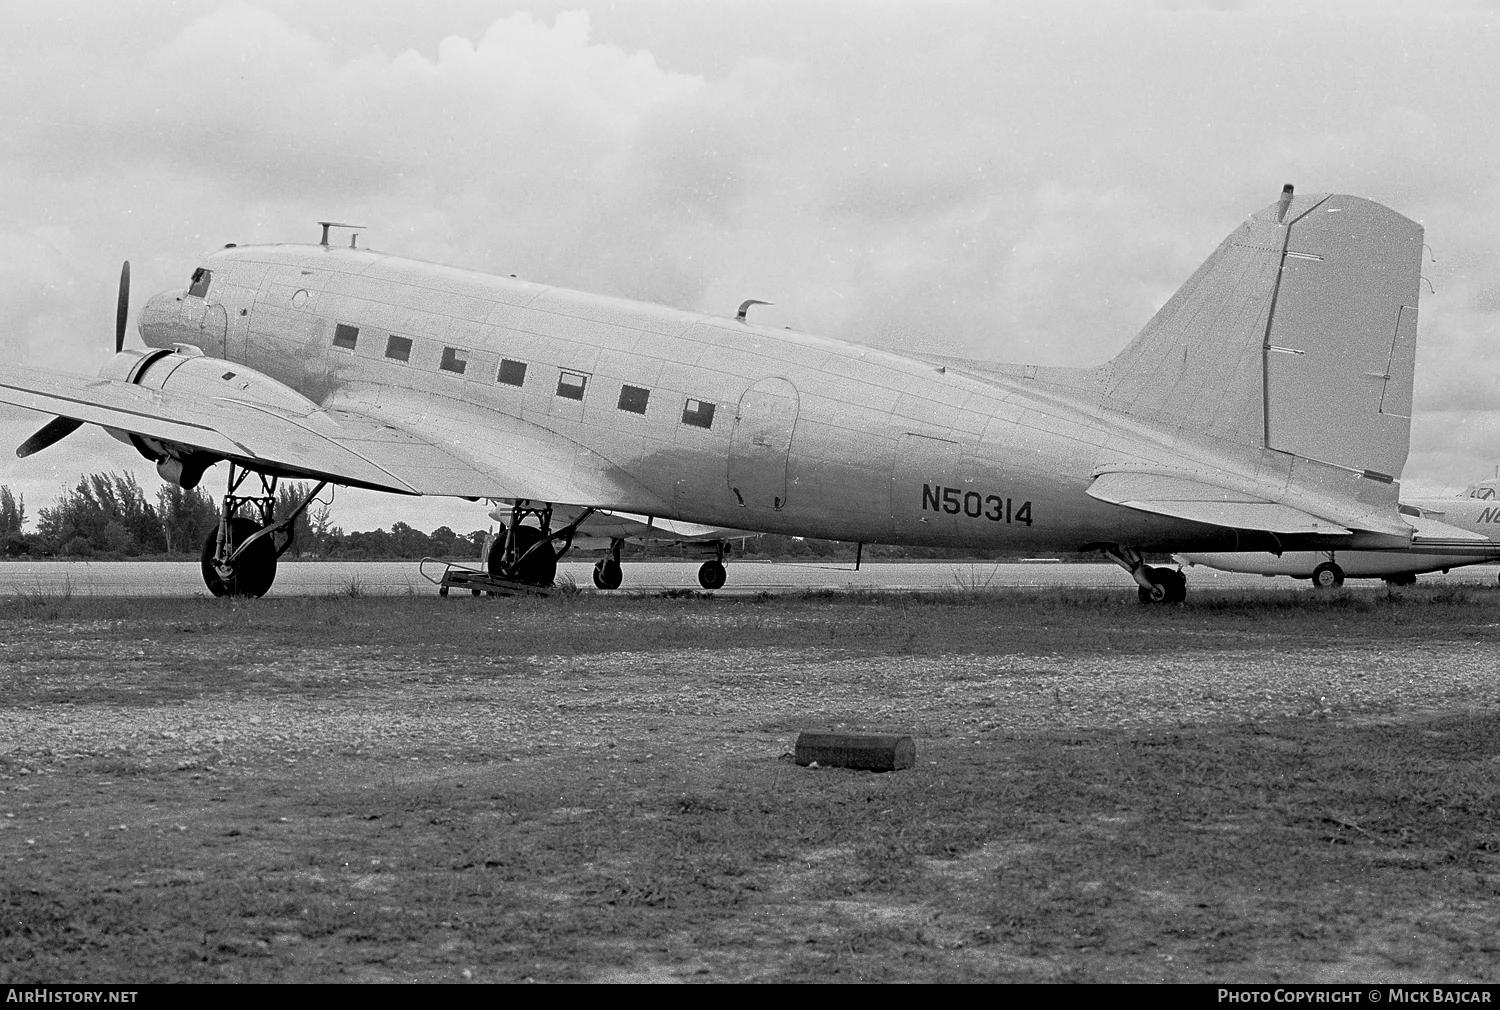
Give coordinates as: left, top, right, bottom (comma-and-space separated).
617, 384, 650, 414
498, 359, 527, 387
333, 323, 359, 350
440, 346, 468, 375
385, 334, 412, 362
681, 398, 716, 429
556, 371, 588, 401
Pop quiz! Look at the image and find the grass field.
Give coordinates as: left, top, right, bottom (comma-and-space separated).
2, 586, 1498, 982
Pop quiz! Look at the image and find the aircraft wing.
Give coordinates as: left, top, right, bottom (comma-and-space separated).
0, 365, 665, 509
1086, 470, 1353, 535
539, 505, 758, 543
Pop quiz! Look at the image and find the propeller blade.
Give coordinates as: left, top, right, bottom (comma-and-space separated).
115, 260, 130, 353
16, 416, 83, 458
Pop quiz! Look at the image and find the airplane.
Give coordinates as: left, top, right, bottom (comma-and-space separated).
486, 504, 757, 590
1176, 479, 1500, 587
1, 185, 1484, 602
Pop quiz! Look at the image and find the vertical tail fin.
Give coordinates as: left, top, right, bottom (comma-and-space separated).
1100, 189, 1423, 481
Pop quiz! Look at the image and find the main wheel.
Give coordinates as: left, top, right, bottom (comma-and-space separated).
200, 516, 277, 598
592, 558, 623, 590
1161, 567, 1187, 603
488, 525, 556, 587
1312, 561, 1345, 589
1384, 572, 1417, 587
698, 560, 726, 590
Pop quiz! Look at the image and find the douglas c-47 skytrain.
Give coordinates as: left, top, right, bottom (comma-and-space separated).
5, 185, 1493, 600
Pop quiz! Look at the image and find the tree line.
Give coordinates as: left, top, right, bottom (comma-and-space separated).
1, 472, 1080, 563
0, 473, 486, 561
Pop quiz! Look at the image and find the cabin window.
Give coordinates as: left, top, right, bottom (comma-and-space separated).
617, 385, 650, 414
188, 268, 212, 298
440, 347, 468, 375
557, 371, 588, 400
681, 398, 716, 429
385, 334, 412, 362
333, 323, 359, 350
498, 359, 527, 387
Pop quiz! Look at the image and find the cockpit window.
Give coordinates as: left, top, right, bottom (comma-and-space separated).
188, 268, 212, 298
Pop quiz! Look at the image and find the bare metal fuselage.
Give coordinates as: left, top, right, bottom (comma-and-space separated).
133, 243, 1350, 553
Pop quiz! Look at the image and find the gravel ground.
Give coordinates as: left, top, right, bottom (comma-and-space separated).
4, 629, 1497, 768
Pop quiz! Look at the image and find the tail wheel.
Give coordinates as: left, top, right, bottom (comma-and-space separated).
698, 560, 726, 590
1312, 562, 1345, 589
200, 516, 277, 598
1137, 565, 1186, 604
592, 558, 623, 590
489, 524, 556, 587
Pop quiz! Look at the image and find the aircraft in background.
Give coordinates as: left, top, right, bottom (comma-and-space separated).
1, 185, 1481, 601
488, 503, 757, 590
1176, 480, 1500, 587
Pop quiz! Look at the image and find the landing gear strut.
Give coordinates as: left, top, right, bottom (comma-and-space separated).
1101, 545, 1186, 604
201, 464, 327, 598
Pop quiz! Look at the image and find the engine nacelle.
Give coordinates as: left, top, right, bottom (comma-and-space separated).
98, 347, 320, 488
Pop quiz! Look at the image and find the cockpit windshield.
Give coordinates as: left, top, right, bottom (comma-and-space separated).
188, 268, 212, 298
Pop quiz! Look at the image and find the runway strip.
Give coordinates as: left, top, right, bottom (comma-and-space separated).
1, 558, 1492, 596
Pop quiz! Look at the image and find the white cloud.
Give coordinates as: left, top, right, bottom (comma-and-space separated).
3, 0, 1500, 529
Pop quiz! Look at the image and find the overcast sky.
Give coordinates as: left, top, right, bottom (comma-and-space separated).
3, 0, 1499, 533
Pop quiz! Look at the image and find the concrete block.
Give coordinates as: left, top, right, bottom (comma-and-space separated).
794, 732, 915, 772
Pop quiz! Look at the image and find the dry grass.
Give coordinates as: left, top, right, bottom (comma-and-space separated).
1, 586, 1498, 982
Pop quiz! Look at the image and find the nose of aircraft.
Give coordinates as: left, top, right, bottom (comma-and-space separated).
137, 289, 183, 348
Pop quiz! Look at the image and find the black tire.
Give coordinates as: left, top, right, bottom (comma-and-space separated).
1384, 572, 1417, 587
698, 560, 726, 590
487, 525, 556, 587
439, 586, 449, 597
199, 516, 277, 598
1161, 568, 1187, 604
1312, 561, 1345, 589
592, 558, 623, 590
1136, 565, 1176, 604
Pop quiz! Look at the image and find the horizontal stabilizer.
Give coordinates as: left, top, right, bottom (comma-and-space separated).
1407, 515, 1492, 543
1088, 470, 1351, 535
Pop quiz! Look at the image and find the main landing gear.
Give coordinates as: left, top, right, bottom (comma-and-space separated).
588, 538, 733, 591
1101, 545, 1187, 604
201, 464, 326, 597
487, 500, 594, 588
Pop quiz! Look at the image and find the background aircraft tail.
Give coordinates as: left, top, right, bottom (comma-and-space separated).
1098, 188, 1424, 483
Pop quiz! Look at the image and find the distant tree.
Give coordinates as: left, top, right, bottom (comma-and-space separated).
0, 485, 30, 555
156, 483, 220, 556
0, 486, 24, 536
36, 472, 166, 557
